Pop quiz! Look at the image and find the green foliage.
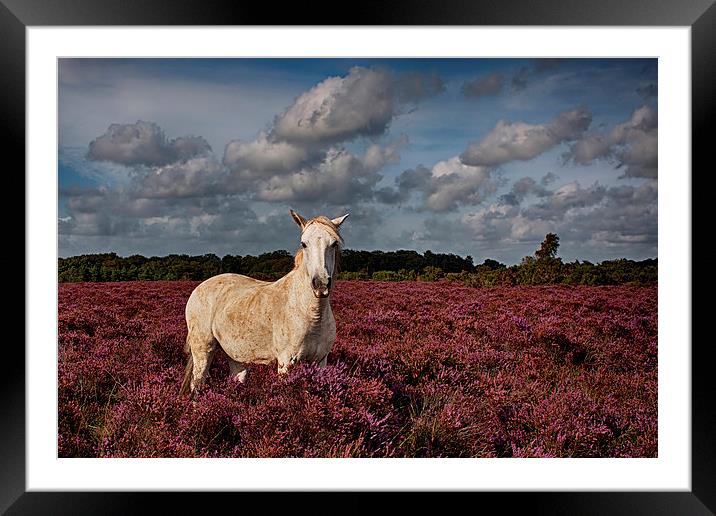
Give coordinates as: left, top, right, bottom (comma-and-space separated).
58, 251, 289, 283
371, 269, 417, 282
337, 271, 371, 281
418, 266, 444, 282
340, 249, 473, 275
58, 247, 657, 287
58, 249, 472, 283
445, 258, 656, 288
535, 233, 560, 260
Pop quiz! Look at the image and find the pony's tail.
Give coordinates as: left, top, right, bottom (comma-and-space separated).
179, 353, 194, 398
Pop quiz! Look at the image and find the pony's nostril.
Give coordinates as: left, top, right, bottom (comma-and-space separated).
311, 277, 319, 290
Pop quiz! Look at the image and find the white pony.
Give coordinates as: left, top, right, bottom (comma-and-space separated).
179, 210, 349, 396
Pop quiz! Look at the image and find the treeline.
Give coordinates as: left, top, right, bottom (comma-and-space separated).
58, 251, 294, 283
58, 251, 657, 286
449, 257, 657, 287
339, 257, 657, 286
57, 248, 474, 283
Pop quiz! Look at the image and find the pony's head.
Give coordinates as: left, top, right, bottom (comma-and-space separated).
290, 209, 349, 298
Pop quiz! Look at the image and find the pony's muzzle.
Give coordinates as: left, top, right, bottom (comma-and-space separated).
311, 276, 331, 298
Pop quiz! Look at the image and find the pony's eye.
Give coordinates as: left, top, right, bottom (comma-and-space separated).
301, 242, 307, 248
331, 241, 338, 248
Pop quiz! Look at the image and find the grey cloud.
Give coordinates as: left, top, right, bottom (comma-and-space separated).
59, 198, 388, 258
59, 211, 135, 237
569, 135, 612, 164
396, 165, 432, 198
418, 177, 656, 263
609, 105, 658, 178
565, 181, 657, 245
59, 177, 388, 257
521, 181, 606, 221
394, 157, 498, 212
566, 105, 657, 178
374, 186, 403, 204
84, 121, 409, 207
460, 107, 592, 167
87, 121, 211, 167
461, 73, 504, 99
511, 59, 564, 92
61, 183, 257, 244
129, 155, 227, 199
540, 172, 558, 186
499, 175, 553, 205
396, 71, 445, 102
223, 133, 312, 174
272, 66, 443, 146
254, 144, 397, 205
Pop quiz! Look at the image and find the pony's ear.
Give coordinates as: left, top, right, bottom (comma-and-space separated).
331, 213, 349, 227
290, 209, 308, 229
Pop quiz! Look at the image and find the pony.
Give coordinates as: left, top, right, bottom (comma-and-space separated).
179, 209, 349, 396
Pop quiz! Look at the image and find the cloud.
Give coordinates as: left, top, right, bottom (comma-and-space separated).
461, 73, 504, 99
395, 71, 446, 103
390, 106, 593, 213
60, 183, 273, 246
460, 107, 592, 167
499, 175, 553, 205
566, 105, 657, 178
87, 120, 211, 167
223, 132, 311, 174
72, 79, 415, 257
272, 66, 443, 146
568, 135, 612, 164
444, 179, 656, 252
58, 178, 391, 257
521, 181, 606, 221
129, 155, 227, 199
393, 156, 498, 212
254, 139, 405, 204
510, 59, 563, 91
216, 66, 438, 204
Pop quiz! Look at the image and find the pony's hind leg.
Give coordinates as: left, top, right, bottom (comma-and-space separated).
228, 359, 248, 384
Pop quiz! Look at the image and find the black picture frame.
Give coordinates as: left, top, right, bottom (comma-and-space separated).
6, 0, 713, 513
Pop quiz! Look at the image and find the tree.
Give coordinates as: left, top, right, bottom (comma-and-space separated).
479, 258, 505, 270
535, 233, 560, 260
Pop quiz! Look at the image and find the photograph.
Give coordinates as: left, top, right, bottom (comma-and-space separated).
57, 57, 660, 459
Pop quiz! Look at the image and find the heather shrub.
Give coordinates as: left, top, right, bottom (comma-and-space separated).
58, 280, 657, 458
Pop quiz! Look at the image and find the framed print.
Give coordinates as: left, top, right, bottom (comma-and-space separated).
8, 0, 714, 513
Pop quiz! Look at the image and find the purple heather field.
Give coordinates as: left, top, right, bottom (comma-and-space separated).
58, 280, 657, 458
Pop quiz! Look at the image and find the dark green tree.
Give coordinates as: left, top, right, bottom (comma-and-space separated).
535, 233, 560, 260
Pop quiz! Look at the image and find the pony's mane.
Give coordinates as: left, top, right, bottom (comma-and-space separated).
293, 216, 344, 271
293, 248, 304, 269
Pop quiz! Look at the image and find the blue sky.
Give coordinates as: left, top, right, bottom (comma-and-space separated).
58, 58, 657, 264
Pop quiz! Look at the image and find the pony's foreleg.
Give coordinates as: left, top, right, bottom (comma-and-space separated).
190, 343, 217, 393
277, 352, 296, 375
228, 359, 248, 384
